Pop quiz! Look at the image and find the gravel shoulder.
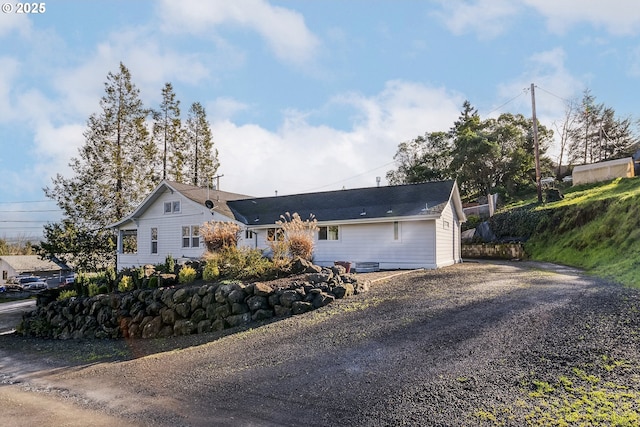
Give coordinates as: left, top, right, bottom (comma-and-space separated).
1, 260, 639, 426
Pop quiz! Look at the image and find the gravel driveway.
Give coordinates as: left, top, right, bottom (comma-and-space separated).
1, 260, 639, 426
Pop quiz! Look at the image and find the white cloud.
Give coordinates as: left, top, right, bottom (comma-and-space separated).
523, 0, 640, 35
158, 0, 320, 66
432, 0, 520, 39
0, 56, 21, 121
0, 10, 32, 38
213, 80, 464, 196
496, 47, 585, 162
32, 121, 85, 179
207, 97, 250, 122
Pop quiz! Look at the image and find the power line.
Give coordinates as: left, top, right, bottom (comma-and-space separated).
301, 160, 397, 193
482, 89, 528, 116
0, 209, 60, 213
534, 85, 573, 104
0, 200, 56, 204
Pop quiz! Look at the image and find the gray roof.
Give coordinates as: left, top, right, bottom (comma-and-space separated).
228, 180, 458, 225
110, 180, 251, 228
164, 181, 251, 219
0, 255, 69, 273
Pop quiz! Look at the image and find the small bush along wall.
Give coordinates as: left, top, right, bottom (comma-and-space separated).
18, 262, 370, 340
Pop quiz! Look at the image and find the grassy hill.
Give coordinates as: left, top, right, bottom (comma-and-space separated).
494, 177, 640, 287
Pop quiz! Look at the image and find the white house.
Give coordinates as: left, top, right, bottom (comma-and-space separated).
228, 180, 466, 270
109, 181, 250, 269
110, 179, 466, 271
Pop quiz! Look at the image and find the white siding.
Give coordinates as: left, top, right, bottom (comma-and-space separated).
116, 189, 236, 270
434, 201, 463, 267
314, 221, 437, 269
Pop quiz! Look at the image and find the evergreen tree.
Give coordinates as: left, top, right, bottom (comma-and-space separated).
41, 62, 151, 269
185, 102, 219, 187
152, 83, 186, 182
568, 90, 637, 164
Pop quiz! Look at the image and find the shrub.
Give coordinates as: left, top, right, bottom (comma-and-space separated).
88, 283, 100, 297
57, 290, 77, 301
165, 254, 175, 274
178, 266, 197, 284
274, 212, 319, 260
203, 261, 220, 281
205, 246, 281, 281
118, 275, 134, 292
148, 276, 159, 288
200, 221, 241, 252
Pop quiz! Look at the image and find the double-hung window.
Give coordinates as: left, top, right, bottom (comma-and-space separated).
151, 228, 158, 254
318, 225, 339, 241
182, 225, 200, 248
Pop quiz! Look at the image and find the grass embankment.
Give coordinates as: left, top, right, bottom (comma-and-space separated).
521, 177, 640, 287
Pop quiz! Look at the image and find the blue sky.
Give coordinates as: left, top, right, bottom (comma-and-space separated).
1, 0, 640, 239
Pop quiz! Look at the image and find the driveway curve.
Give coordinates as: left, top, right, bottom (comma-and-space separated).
1, 260, 639, 426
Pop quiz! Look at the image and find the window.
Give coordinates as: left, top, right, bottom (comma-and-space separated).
121, 229, 138, 254
191, 225, 200, 247
245, 230, 254, 239
151, 228, 158, 254
393, 221, 399, 240
182, 225, 200, 248
164, 201, 181, 214
267, 228, 284, 241
318, 226, 339, 240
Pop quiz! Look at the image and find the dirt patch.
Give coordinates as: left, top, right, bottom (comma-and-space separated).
1, 261, 639, 426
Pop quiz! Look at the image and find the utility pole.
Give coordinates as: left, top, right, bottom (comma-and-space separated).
530, 83, 542, 203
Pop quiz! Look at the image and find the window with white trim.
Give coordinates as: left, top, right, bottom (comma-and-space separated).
121, 229, 138, 254
182, 225, 200, 248
164, 200, 181, 214
318, 226, 339, 240
267, 228, 284, 241
393, 221, 399, 240
151, 228, 158, 254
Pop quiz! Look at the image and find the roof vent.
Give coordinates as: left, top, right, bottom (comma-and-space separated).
421, 203, 429, 212
360, 208, 367, 216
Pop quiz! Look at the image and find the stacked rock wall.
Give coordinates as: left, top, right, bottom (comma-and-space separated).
18, 266, 369, 340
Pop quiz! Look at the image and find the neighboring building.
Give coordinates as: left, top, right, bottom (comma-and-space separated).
111, 179, 466, 271
0, 255, 71, 284
572, 157, 635, 186
109, 181, 250, 270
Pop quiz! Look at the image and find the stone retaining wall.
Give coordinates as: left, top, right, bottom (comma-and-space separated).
462, 243, 527, 260
18, 265, 369, 340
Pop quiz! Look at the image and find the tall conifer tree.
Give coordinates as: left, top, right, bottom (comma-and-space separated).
185, 102, 219, 187
41, 62, 151, 269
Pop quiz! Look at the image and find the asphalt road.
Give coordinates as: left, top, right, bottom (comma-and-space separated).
0, 261, 639, 426
0, 299, 35, 334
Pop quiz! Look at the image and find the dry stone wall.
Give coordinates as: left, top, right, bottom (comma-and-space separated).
18, 265, 370, 340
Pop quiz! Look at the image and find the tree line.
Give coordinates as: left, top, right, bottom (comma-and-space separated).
38, 62, 220, 271
387, 93, 638, 201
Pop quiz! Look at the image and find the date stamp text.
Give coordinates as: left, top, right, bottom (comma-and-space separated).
2, 3, 46, 14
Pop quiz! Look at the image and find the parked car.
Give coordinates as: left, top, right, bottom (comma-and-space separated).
23, 280, 47, 291
0, 284, 6, 293
18, 276, 46, 291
